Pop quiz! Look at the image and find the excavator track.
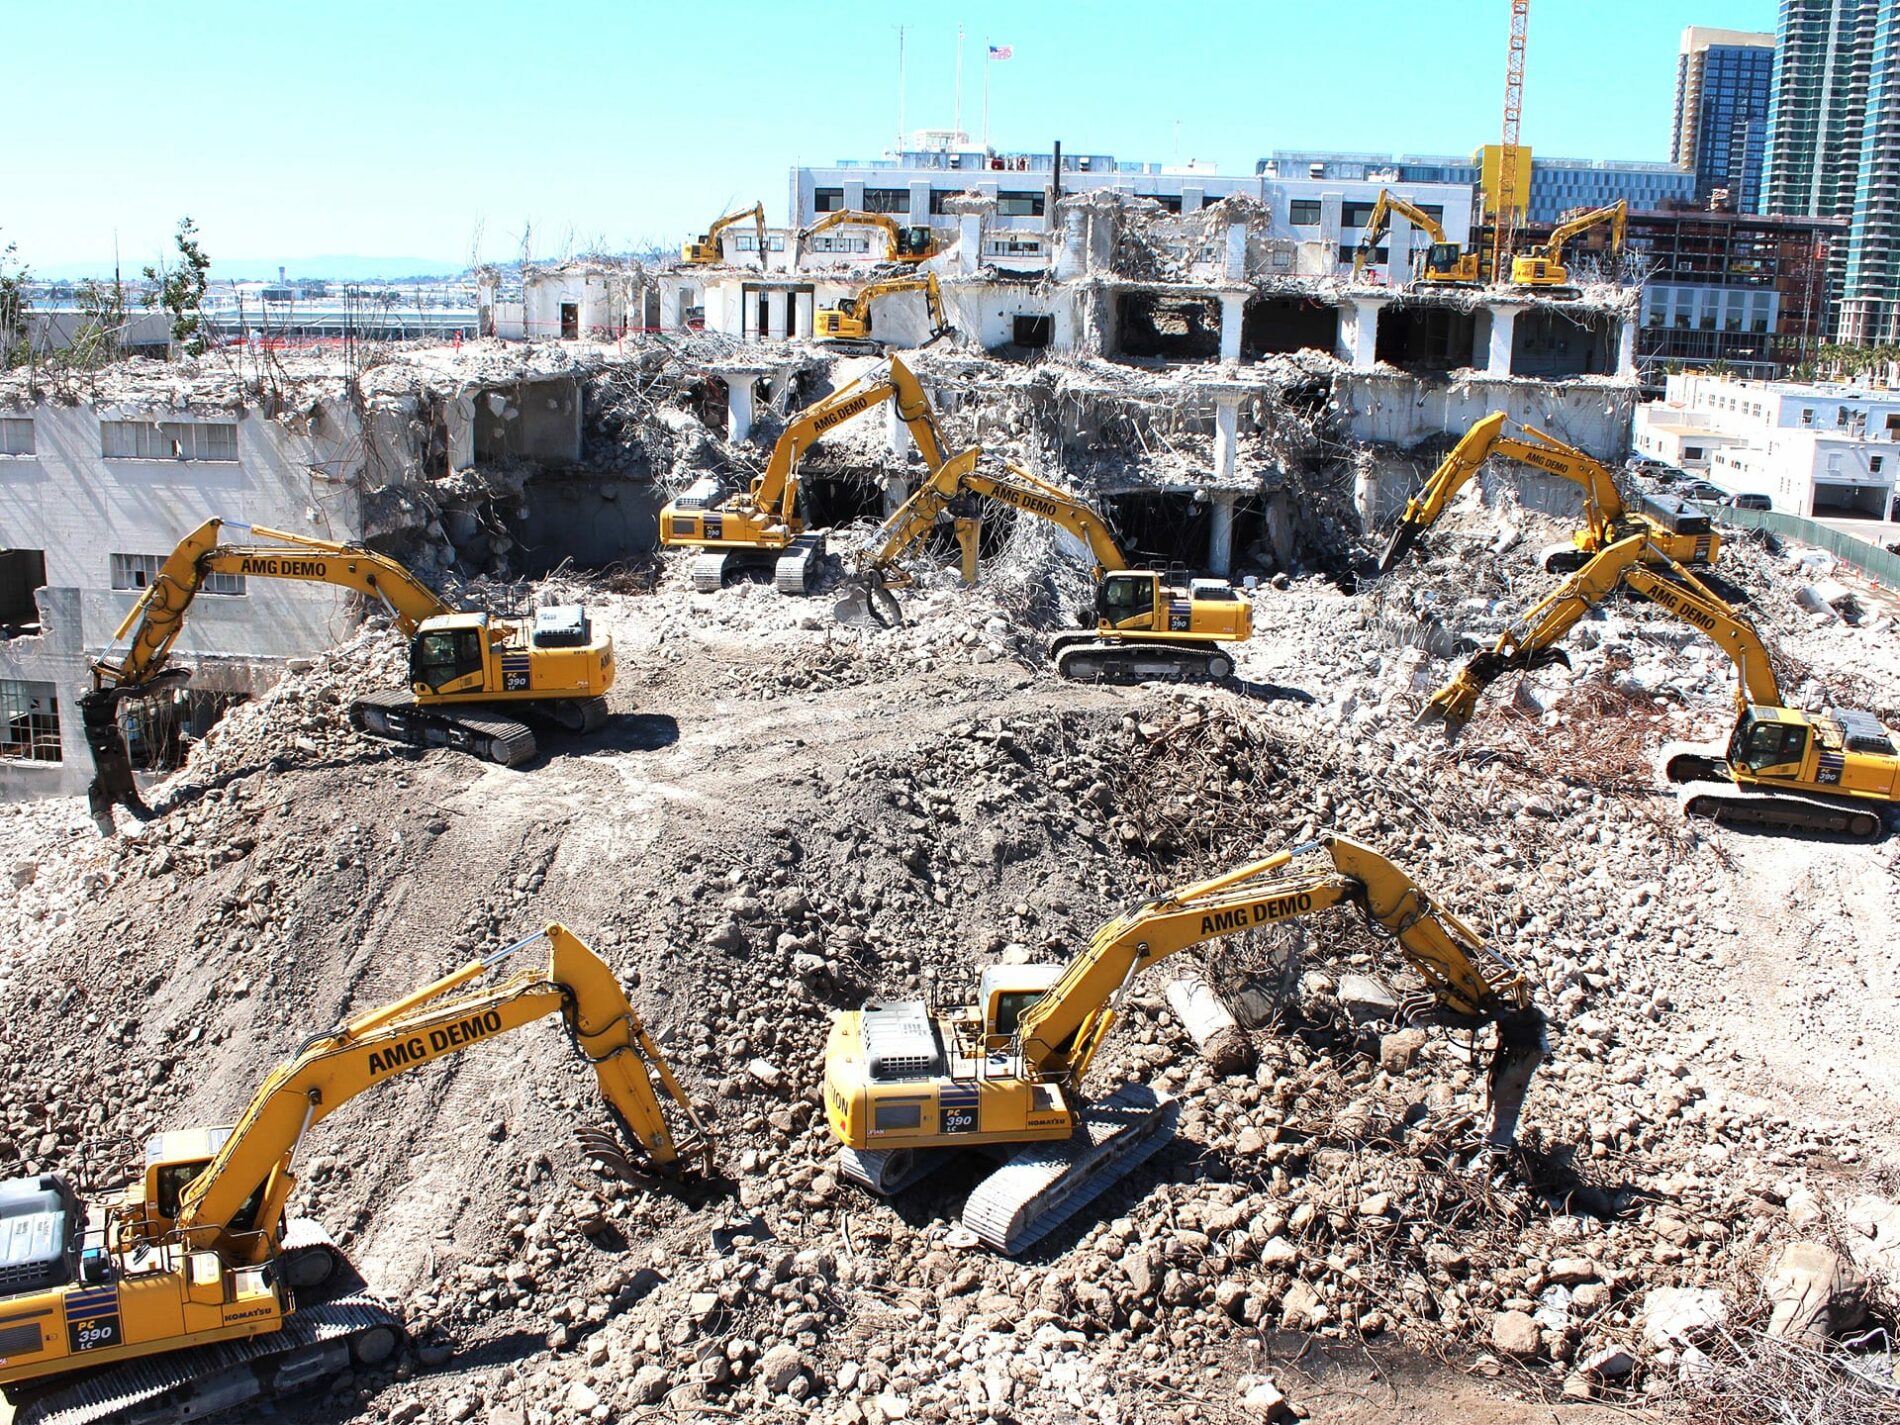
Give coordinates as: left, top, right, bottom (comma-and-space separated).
1661, 743, 1889, 842
836, 1146, 942, 1196
691, 553, 732, 593
349, 690, 536, 768
960, 1084, 1180, 1255
773, 533, 829, 595
13, 1296, 404, 1425
1053, 639, 1235, 685
280, 1218, 344, 1294
540, 695, 611, 735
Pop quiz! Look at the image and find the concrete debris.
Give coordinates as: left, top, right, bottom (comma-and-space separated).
1762, 1241, 1865, 1345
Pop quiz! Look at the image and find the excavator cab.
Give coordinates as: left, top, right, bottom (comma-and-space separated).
894, 227, 935, 260
1730, 709, 1810, 776
410, 624, 487, 694
1096, 571, 1157, 627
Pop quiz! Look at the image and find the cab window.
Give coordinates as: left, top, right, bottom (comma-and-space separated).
1739, 720, 1806, 771
990, 990, 1045, 1038
154, 1160, 209, 1219
412, 629, 484, 691
1100, 575, 1154, 620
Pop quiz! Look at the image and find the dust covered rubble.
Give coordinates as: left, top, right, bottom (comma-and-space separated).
3, 548, 1900, 1421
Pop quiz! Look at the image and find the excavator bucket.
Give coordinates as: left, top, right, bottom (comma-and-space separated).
80, 690, 150, 832
833, 577, 904, 629
1378, 519, 1425, 574
1484, 1007, 1548, 1148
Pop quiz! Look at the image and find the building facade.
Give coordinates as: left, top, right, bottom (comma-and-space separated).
1841, 1, 1900, 339
1625, 209, 1842, 380
1633, 371, 1900, 515
789, 139, 1473, 282
1261, 151, 1697, 225
1673, 27, 1776, 211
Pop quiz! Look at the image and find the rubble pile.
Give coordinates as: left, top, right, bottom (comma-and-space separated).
1, 473, 1898, 1422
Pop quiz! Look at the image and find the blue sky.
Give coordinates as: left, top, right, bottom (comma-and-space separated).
9, 0, 1776, 274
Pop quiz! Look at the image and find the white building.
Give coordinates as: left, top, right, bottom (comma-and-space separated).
1633, 372, 1900, 517
788, 135, 1474, 287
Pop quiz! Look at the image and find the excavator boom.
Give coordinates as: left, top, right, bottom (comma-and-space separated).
176, 923, 709, 1262
683, 203, 766, 265
1511, 199, 1626, 288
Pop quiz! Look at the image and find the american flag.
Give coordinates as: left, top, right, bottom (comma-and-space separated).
988, 44, 1012, 60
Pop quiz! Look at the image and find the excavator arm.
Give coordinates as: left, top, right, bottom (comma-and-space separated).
1426, 533, 1782, 727
171, 924, 711, 1264
684, 203, 766, 265
746, 356, 952, 522
1539, 199, 1626, 267
1379, 415, 1629, 572
856, 446, 1129, 586
1014, 834, 1545, 1146
1352, 190, 1450, 279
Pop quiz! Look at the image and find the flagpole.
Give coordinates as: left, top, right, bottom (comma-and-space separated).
896, 25, 907, 150
982, 39, 990, 151
954, 24, 964, 139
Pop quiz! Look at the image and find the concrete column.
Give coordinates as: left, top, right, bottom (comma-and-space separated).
1224, 223, 1248, 282
794, 291, 814, 339
883, 473, 909, 517
1386, 212, 1411, 287
1219, 294, 1245, 363
660, 283, 683, 331
1265, 490, 1295, 570
1616, 316, 1637, 380
727, 379, 755, 443
959, 213, 983, 275
1213, 394, 1241, 479
1055, 209, 1088, 280
886, 398, 908, 456
1207, 492, 1237, 577
1487, 305, 1521, 377
1337, 298, 1384, 371
766, 291, 789, 341
1353, 461, 1379, 533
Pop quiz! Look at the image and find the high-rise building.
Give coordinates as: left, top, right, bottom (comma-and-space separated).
1764, 2, 1900, 341
1763, 0, 1876, 222
1672, 27, 1775, 211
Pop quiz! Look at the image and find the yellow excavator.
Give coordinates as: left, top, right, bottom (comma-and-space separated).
1351, 190, 1483, 286
1510, 199, 1626, 292
824, 834, 1547, 1253
798, 209, 944, 264
1378, 412, 1722, 576
814, 272, 954, 355
848, 446, 1253, 682
659, 356, 953, 593
0, 924, 711, 1425
83, 521, 615, 828
1424, 534, 1899, 840
682, 203, 767, 266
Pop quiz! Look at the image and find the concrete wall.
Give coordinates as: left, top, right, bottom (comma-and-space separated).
1338, 374, 1638, 462
0, 400, 377, 799
469, 379, 582, 465
507, 478, 665, 573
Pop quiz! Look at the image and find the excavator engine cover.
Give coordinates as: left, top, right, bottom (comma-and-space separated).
530, 606, 590, 649
1639, 494, 1713, 537
860, 1002, 944, 1082
0, 1175, 79, 1294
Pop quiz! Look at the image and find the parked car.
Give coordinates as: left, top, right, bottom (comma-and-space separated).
1625, 454, 1669, 473
1679, 480, 1726, 502
1722, 492, 1772, 511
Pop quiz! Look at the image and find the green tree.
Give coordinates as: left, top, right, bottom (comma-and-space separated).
0, 239, 28, 369
142, 217, 212, 356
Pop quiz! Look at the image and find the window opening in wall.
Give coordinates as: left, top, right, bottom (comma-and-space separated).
101, 420, 238, 462
0, 418, 33, 456
559, 303, 579, 339
0, 679, 60, 762
1288, 199, 1322, 225
996, 191, 1044, 217
1012, 314, 1053, 348
863, 188, 910, 214
810, 236, 871, 254
0, 550, 45, 633
814, 188, 844, 213
1873, 456, 1885, 473
111, 552, 245, 596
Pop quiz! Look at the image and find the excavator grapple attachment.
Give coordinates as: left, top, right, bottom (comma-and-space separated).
1484, 1007, 1549, 1149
